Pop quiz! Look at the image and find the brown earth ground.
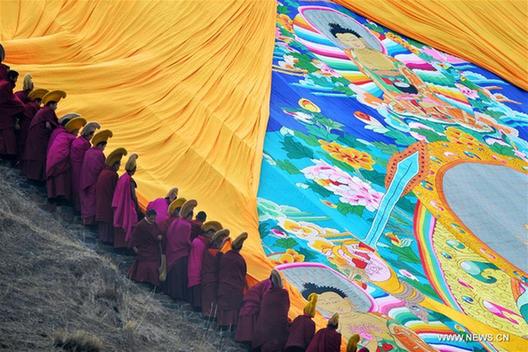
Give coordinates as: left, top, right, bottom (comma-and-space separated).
0, 163, 245, 352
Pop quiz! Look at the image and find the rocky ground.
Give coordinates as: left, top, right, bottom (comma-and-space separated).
0, 163, 244, 352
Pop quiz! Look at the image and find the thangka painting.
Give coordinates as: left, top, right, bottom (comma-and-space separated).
256, 1, 528, 351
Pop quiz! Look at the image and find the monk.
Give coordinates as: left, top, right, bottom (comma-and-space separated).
95, 148, 126, 244
252, 271, 290, 352
201, 229, 230, 318
46, 117, 87, 202
190, 211, 207, 240
217, 232, 248, 329
14, 74, 33, 104
235, 271, 273, 344
0, 70, 24, 161
71, 122, 100, 212
128, 208, 163, 287
165, 199, 197, 301
285, 294, 318, 352
146, 187, 178, 225
80, 129, 112, 225
188, 220, 222, 311
306, 314, 342, 352
0, 44, 8, 80
16, 88, 47, 162
23, 90, 66, 182
160, 197, 186, 236
112, 153, 140, 248
47, 113, 79, 155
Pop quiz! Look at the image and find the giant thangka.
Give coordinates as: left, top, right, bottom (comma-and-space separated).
257, 1, 528, 351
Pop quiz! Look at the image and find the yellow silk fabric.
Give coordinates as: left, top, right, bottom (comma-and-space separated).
337, 0, 528, 90
0, 0, 277, 282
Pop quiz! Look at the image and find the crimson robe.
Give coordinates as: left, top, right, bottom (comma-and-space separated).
46, 130, 75, 200
79, 147, 105, 224
0, 64, 8, 80
23, 106, 58, 181
200, 248, 222, 317
164, 217, 192, 301
252, 287, 290, 351
0, 80, 24, 156
112, 172, 139, 247
188, 235, 208, 310
95, 166, 118, 244
70, 135, 91, 211
217, 250, 247, 327
305, 327, 341, 352
190, 220, 203, 240
146, 197, 169, 225
285, 315, 316, 352
128, 218, 162, 286
16, 99, 39, 161
235, 278, 271, 343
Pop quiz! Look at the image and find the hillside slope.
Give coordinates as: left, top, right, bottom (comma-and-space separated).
0, 164, 243, 352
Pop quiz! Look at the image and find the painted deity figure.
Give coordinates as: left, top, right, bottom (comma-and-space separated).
298, 7, 492, 132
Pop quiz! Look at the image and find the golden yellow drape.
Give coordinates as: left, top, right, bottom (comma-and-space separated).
0, 0, 277, 285
337, 0, 528, 90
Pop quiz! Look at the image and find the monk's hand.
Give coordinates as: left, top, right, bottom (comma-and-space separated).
133, 247, 138, 254
45, 121, 51, 129
157, 235, 162, 241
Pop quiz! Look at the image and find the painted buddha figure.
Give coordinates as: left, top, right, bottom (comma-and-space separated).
328, 22, 488, 130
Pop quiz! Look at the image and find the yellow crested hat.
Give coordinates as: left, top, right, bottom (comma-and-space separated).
58, 113, 80, 125
347, 334, 361, 352
271, 269, 283, 288
42, 90, 66, 105
125, 153, 138, 172
105, 147, 127, 167
303, 293, 318, 317
231, 232, 248, 251
166, 187, 178, 200
212, 229, 230, 243
179, 199, 197, 218
81, 122, 101, 137
168, 198, 187, 216
28, 88, 48, 101
328, 313, 339, 327
92, 129, 113, 147
201, 221, 223, 233
23, 74, 33, 91
65, 117, 87, 133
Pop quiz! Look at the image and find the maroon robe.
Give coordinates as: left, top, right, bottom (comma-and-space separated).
252, 287, 290, 352
79, 147, 105, 224
235, 278, 272, 343
200, 248, 222, 317
217, 250, 247, 327
128, 218, 162, 286
95, 166, 118, 244
46, 130, 75, 200
305, 327, 342, 352
16, 100, 38, 161
70, 135, 91, 211
285, 315, 316, 352
190, 219, 203, 240
0, 80, 24, 156
164, 217, 192, 301
0, 64, 8, 80
23, 106, 58, 181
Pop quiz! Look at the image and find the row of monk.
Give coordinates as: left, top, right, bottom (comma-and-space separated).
0, 51, 368, 352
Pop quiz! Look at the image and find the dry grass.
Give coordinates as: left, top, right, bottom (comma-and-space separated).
0, 165, 243, 352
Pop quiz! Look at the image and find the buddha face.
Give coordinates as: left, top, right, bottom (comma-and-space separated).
335, 32, 366, 49
317, 291, 353, 315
